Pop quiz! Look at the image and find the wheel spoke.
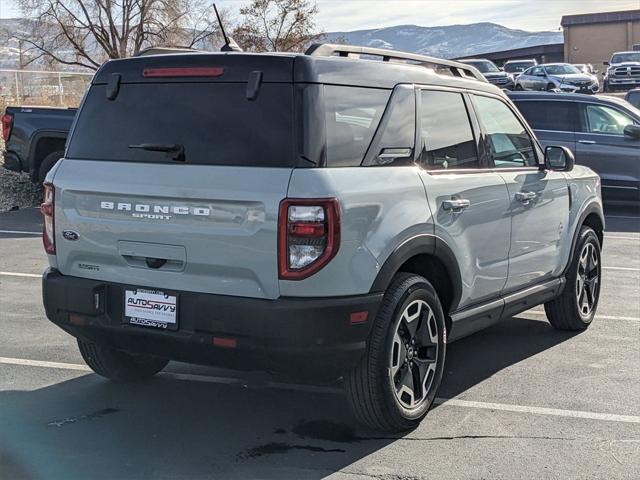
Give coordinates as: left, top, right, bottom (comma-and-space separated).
390, 332, 406, 379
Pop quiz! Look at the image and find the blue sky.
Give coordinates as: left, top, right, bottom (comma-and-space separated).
1, 0, 639, 32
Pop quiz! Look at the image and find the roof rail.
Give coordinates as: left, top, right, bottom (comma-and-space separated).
305, 43, 487, 83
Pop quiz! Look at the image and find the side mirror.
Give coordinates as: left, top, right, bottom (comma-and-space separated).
544, 146, 574, 172
623, 124, 640, 139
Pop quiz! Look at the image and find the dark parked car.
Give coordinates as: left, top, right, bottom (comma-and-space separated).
625, 88, 640, 109
503, 59, 537, 79
509, 91, 640, 204
2, 106, 76, 182
515, 63, 599, 94
458, 58, 515, 89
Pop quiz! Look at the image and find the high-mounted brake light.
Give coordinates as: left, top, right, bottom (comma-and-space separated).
142, 67, 224, 78
1, 113, 13, 142
278, 199, 340, 280
41, 183, 55, 254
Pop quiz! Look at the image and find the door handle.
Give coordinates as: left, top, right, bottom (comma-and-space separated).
442, 198, 471, 212
515, 191, 537, 203
578, 140, 596, 144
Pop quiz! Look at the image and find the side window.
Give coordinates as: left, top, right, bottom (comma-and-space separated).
419, 90, 479, 170
324, 85, 390, 167
581, 104, 635, 135
530, 67, 542, 76
365, 84, 416, 166
514, 101, 576, 132
473, 95, 537, 168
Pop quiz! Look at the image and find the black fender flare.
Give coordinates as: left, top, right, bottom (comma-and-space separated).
27, 130, 68, 181
369, 234, 462, 312
563, 201, 605, 275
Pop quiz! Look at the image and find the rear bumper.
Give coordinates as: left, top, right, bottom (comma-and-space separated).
42, 268, 382, 378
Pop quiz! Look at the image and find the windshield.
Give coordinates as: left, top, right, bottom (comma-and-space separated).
611, 52, 640, 63
464, 60, 499, 73
545, 64, 581, 75
504, 62, 534, 72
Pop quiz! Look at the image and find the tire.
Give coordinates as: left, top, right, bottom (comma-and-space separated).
38, 150, 64, 184
545, 227, 601, 331
546, 83, 555, 91
345, 273, 446, 432
78, 340, 169, 382
515, 84, 523, 91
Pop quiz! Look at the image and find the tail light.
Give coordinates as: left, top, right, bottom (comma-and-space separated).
1, 113, 13, 141
41, 183, 55, 254
278, 198, 340, 280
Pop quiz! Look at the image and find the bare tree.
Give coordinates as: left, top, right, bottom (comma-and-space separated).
15, 0, 223, 70
233, 0, 322, 53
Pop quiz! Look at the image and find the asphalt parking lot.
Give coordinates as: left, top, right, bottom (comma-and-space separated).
1, 206, 639, 480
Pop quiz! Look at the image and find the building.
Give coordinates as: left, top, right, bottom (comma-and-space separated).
562, 9, 640, 73
457, 43, 564, 66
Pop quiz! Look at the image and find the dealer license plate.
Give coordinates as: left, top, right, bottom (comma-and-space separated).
124, 288, 178, 330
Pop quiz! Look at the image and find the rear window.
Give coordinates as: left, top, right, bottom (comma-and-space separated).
67, 82, 294, 167
515, 100, 576, 132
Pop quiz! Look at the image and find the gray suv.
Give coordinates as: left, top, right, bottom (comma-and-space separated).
510, 91, 640, 204
41, 44, 604, 432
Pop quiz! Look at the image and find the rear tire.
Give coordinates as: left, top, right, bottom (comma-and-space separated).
345, 273, 446, 432
38, 150, 64, 184
78, 340, 169, 382
545, 227, 601, 331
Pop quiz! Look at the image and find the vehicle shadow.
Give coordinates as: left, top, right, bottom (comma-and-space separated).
0, 316, 578, 480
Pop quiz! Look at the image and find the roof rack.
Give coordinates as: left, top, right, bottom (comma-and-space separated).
305, 43, 487, 83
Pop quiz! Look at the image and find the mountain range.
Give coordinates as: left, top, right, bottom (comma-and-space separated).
324, 23, 563, 59
0, 18, 563, 70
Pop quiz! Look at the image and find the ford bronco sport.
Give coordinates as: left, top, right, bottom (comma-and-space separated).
41, 44, 604, 432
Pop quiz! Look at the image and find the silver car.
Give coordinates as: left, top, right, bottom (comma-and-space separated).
515, 63, 599, 94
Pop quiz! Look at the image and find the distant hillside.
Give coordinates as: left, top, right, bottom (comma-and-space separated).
324, 22, 563, 59
0, 18, 564, 70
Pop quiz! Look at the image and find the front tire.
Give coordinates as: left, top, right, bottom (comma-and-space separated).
345, 273, 446, 432
545, 227, 601, 331
78, 340, 169, 382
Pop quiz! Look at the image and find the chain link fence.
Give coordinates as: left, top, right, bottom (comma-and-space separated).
0, 69, 93, 112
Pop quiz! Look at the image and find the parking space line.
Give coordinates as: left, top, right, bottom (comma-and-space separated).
0, 271, 41, 278
2, 355, 639, 424
0, 356, 91, 371
524, 311, 639, 322
0, 230, 41, 235
432, 398, 640, 424
602, 266, 640, 272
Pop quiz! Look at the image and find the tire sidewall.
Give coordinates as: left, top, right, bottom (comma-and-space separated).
38, 151, 64, 183
567, 228, 601, 325
378, 278, 446, 423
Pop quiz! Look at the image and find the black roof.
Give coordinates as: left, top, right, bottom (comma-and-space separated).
561, 9, 640, 27
92, 51, 500, 94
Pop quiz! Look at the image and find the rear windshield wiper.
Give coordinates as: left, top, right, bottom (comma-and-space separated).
128, 143, 185, 162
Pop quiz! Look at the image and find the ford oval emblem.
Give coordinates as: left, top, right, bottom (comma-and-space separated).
62, 230, 80, 241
